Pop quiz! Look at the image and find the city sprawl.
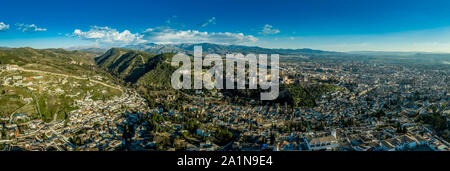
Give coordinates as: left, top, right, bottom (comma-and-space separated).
0, 47, 448, 151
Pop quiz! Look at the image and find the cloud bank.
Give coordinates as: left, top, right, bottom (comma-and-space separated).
142, 27, 257, 44
70, 26, 258, 46
70, 26, 146, 46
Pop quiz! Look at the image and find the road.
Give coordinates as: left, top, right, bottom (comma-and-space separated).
32, 93, 42, 119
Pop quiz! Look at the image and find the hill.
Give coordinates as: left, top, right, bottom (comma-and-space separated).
0, 47, 109, 77
96, 48, 339, 108
95, 48, 176, 89
0, 47, 123, 123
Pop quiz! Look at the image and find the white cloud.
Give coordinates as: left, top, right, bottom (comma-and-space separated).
259, 24, 280, 35
68, 25, 258, 47
16, 23, 47, 32
200, 17, 216, 27
70, 26, 146, 46
0, 22, 9, 31
142, 27, 258, 45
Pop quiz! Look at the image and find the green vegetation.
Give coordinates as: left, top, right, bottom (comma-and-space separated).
96, 48, 177, 89
135, 53, 177, 90
0, 47, 111, 77
281, 83, 338, 108
418, 113, 449, 142
69, 135, 85, 146
213, 127, 234, 146
0, 48, 123, 123
37, 94, 77, 123
0, 87, 31, 117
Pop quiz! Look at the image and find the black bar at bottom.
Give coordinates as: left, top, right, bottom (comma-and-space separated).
0, 151, 447, 169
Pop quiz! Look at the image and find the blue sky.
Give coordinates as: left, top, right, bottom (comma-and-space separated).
1, 0, 450, 52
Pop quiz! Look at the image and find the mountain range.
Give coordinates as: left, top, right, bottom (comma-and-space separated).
72, 43, 450, 65
123, 43, 343, 57
72, 43, 343, 57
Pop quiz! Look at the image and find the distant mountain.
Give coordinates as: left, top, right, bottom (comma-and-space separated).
124, 43, 183, 53
124, 43, 343, 57
124, 43, 450, 65
347, 51, 431, 56
65, 46, 109, 54
76, 48, 109, 54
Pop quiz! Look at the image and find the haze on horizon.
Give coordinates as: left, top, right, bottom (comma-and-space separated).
1, 0, 450, 53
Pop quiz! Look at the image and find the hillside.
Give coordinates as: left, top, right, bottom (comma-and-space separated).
95, 48, 177, 89
0, 47, 110, 77
0, 48, 123, 123
96, 48, 338, 108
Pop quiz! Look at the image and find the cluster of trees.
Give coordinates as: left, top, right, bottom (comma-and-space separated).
419, 113, 447, 133
396, 122, 408, 134
218, 82, 338, 109
136, 56, 176, 90
69, 135, 85, 146
416, 104, 448, 141
277, 83, 337, 108
214, 127, 234, 146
